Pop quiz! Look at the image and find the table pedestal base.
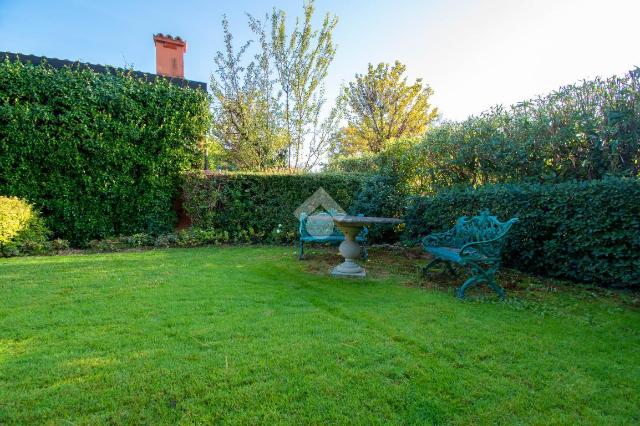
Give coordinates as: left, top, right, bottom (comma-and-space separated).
331, 225, 366, 278
331, 259, 366, 278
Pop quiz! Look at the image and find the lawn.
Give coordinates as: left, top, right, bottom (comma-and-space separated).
1, 246, 639, 424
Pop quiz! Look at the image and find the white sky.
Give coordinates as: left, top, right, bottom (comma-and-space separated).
321, 0, 640, 120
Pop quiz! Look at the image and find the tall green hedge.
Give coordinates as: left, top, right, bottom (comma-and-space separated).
404, 178, 640, 288
0, 58, 210, 244
182, 171, 367, 242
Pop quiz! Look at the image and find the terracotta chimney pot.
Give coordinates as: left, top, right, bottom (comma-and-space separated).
153, 33, 187, 78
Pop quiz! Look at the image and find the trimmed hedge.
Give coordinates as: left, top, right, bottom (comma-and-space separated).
0, 57, 210, 244
182, 171, 367, 242
349, 174, 406, 242
404, 178, 640, 288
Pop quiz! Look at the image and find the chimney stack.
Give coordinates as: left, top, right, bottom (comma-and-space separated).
153, 33, 187, 78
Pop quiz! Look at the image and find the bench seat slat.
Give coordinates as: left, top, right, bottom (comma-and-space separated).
424, 246, 462, 263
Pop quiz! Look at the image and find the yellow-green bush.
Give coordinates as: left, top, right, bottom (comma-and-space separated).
0, 196, 49, 256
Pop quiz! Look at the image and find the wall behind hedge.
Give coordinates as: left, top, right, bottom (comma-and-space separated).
0, 58, 210, 244
182, 171, 367, 242
404, 177, 640, 288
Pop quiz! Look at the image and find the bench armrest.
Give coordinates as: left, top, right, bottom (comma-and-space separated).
422, 228, 456, 249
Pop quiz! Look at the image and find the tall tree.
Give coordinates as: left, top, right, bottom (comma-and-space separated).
210, 1, 340, 171
210, 17, 286, 170
251, 0, 339, 169
338, 61, 438, 154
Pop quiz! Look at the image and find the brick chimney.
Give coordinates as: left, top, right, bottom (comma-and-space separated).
153, 33, 187, 78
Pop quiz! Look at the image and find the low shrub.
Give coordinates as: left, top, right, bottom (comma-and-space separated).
404, 177, 640, 288
181, 171, 367, 243
87, 228, 235, 252
47, 238, 70, 252
0, 196, 51, 256
172, 228, 232, 247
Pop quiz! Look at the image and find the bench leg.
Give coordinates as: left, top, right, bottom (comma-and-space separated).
445, 262, 458, 276
487, 276, 506, 300
298, 241, 304, 260
422, 258, 458, 276
422, 258, 441, 276
457, 266, 505, 300
456, 276, 479, 299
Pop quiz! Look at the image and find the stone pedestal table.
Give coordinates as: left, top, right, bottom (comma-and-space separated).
331, 215, 403, 278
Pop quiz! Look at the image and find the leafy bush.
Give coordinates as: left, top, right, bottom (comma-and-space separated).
325, 152, 381, 174
87, 228, 232, 252
416, 69, 640, 191
328, 68, 640, 195
404, 178, 640, 288
0, 196, 50, 256
171, 228, 232, 247
349, 175, 406, 242
0, 57, 210, 245
47, 238, 70, 252
181, 171, 367, 243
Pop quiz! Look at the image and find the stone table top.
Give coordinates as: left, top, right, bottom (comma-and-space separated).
332, 215, 404, 226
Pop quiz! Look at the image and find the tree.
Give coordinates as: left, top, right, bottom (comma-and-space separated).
210, 1, 340, 171
337, 61, 438, 154
254, 0, 339, 169
210, 17, 286, 170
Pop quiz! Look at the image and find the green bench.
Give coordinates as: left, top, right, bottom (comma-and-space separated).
298, 212, 368, 260
422, 210, 518, 299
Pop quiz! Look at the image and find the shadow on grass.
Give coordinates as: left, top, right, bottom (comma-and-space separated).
297, 244, 640, 310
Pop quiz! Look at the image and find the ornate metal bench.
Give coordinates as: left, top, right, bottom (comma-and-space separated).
422, 210, 518, 299
299, 212, 368, 260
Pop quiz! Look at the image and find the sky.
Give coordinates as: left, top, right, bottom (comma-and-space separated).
1, 0, 639, 121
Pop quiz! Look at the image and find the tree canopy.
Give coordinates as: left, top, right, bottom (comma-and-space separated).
336, 61, 438, 154
209, 0, 339, 171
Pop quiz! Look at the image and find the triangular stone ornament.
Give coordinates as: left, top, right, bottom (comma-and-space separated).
293, 187, 346, 219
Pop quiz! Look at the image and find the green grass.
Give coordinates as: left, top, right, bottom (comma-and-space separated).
1, 246, 639, 424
